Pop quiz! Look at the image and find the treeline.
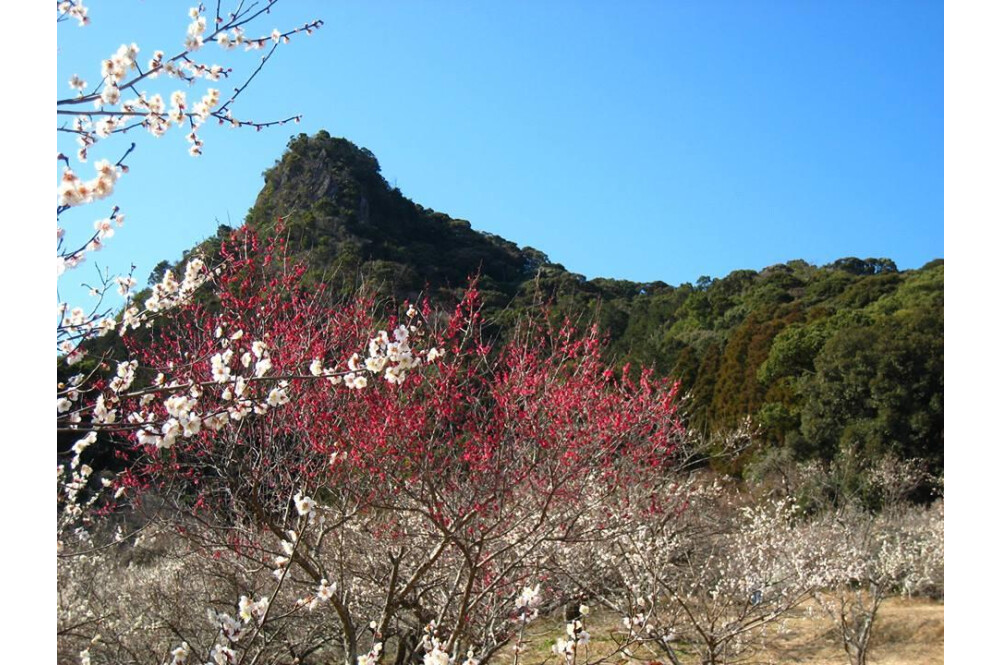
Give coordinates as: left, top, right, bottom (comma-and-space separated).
150, 132, 944, 481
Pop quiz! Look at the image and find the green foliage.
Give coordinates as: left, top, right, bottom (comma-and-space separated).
800, 306, 943, 473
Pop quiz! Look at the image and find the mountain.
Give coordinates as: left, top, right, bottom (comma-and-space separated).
151, 132, 945, 484
244, 131, 555, 308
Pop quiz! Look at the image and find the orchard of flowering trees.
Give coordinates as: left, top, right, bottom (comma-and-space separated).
55, 4, 943, 665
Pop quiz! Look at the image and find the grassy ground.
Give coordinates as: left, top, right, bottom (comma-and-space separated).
497, 596, 943, 665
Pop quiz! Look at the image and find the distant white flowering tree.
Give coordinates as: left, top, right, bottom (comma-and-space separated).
808, 461, 944, 665
548, 472, 825, 665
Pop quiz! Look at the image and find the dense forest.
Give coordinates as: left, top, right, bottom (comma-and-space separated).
144, 132, 944, 485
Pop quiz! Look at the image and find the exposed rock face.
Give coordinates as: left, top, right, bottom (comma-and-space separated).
246, 131, 545, 301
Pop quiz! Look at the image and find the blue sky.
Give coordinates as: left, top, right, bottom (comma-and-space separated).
56, 0, 942, 307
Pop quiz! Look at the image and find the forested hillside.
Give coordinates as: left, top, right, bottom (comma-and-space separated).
156, 132, 944, 480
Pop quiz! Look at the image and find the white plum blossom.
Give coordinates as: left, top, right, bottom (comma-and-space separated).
68, 74, 88, 91
365, 355, 388, 373
185, 9, 208, 51
293, 490, 316, 518
385, 365, 406, 385
237, 595, 269, 623
94, 317, 117, 337
99, 83, 120, 106
211, 353, 232, 383
71, 432, 97, 458
58, 160, 119, 208
159, 418, 182, 448
423, 644, 450, 665
59, 1, 90, 26
108, 360, 137, 392
92, 394, 116, 425
120, 306, 141, 331
357, 643, 383, 665
93, 217, 115, 239
552, 639, 572, 658
113, 275, 137, 297
301, 578, 337, 611
566, 619, 589, 645
207, 609, 245, 643
515, 584, 541, 610
95, 115, 119, 138
167, 642, 190, 665
210, 644, 237, 665
266, 382, 290, 407
317, 579, 335, 601
344, 373, 368, 390
143, 259, 208, 314
254, 356, 273, 377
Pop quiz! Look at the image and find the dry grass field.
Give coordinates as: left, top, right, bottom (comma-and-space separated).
501, 596, 943, 665
750, 596, 943, 665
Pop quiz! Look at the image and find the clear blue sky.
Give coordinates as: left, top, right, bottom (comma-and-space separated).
56, 0, 942, 307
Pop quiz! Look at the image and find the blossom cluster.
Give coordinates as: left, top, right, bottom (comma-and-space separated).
58, 1, 90, 26
200, 598, 266, 664
126, 328, 292, 450
419, 621, 480, 665
552, 616, 591, 661
56, 209, 125, 290
271, 529, 300, 579
57, 253, 205, 369
120, 311, 432, 452
56, 2, 323, 373
58, 3, 320, 171
57, 461, 95, 525
298, 577, 336, 612
514, 583, 542, 623
293, 490, 316, 519
57, 160, 119, 210
339, 321, 442, 389
173, 589, 269, 665
166, 642, 190, 665
356, 642, 383, 665
58, 267, 213, 449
